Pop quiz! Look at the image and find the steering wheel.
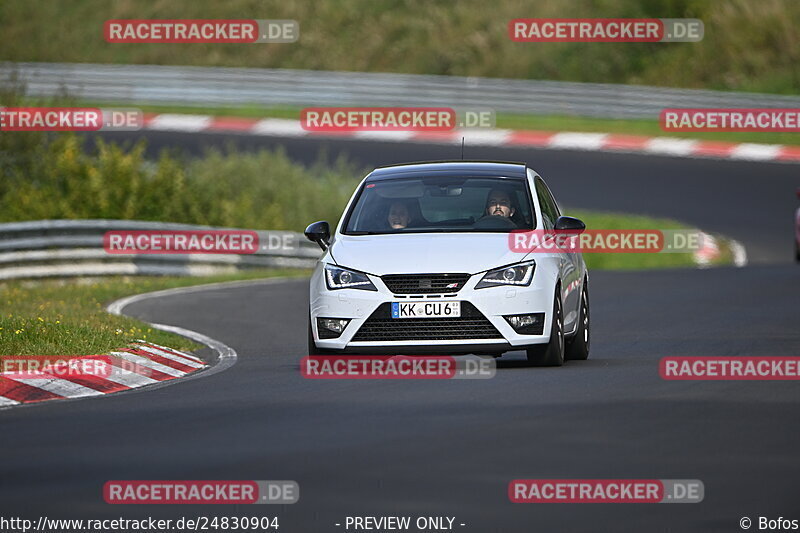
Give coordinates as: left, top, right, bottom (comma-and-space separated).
474, 215, 517, 230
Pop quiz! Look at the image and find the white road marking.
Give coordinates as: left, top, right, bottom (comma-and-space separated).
133, 345, 206, 369
251, 118, 308, 137
548, 132, 609, 150
457, 128, 512, 145
730, 143, 782, 161
104, 369, 159, 388
7, 378, 103, 398
353, 130, 415, 141
109, 352, 187, 378
645, 137, 699, 155
147, 114, 212, 132
135, 340, 205, 364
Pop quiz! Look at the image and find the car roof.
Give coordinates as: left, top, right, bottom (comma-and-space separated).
366, 161, 528, 181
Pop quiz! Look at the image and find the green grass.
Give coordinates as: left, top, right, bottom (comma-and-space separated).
0, 269, 309, 357
568, 208, 731, 270
1, 0, 799, 95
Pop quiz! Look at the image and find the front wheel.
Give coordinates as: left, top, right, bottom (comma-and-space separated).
526, 291, 564, 367
565, 282, 590, 361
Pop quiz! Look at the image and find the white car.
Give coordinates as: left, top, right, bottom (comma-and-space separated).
305, 161, 589, 366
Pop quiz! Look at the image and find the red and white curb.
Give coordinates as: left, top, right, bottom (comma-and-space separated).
0, 341, 207, 407
0, 279, 267, 409
692, 232, 747, 268
693, 232, 720, 267
141, 113, 800, 164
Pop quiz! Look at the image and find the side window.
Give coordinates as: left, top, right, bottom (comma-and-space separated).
535, 178, 556, 229
542, 180, 562, 218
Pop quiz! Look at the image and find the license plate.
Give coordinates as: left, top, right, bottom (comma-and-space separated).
391, 301, 461, 319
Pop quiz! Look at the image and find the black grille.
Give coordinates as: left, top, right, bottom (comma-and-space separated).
352, 302, 503, 341
381, 273, 471, 294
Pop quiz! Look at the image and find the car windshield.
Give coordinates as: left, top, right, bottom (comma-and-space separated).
343, 176, 535, 234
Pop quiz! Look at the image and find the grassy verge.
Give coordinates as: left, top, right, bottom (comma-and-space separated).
0, 269, 309, 357
1, 0, 798, 95
569, 208, 732, 270
54, 99, 800, 147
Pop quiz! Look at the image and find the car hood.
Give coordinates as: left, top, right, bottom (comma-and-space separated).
329, 233, 528, 276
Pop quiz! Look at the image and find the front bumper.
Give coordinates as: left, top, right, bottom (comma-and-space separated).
309, 265, 554, 354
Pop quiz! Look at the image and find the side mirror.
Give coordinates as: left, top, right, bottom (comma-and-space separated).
554, 216, 586, 233
796, 187, 800, 200
304, 221, 331, 251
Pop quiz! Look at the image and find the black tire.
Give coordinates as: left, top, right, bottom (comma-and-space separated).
565, 282, 590, 361
526, 291, 565, 367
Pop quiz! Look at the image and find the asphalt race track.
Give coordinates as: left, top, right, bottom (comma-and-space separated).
1, 133, 798, 532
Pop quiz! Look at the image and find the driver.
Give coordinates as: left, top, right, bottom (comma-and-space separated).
485, 188, 516, 219
387, 201, 411, 229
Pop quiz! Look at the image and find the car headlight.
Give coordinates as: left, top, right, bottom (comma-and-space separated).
475, 260, 535, 289
324, 265, 377, 291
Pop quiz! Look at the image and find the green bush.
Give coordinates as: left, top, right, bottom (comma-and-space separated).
0, 133, 363, 230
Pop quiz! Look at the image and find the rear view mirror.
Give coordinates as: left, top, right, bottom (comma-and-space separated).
304, 221, 331, 251
430, 185, 463, 197
554, 216, 586, 232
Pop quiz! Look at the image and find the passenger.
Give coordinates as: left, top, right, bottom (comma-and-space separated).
387, 201, 411, 229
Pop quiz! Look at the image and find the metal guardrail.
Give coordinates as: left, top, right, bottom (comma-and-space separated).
0, 220, 321, 280
3, 62, 800, 119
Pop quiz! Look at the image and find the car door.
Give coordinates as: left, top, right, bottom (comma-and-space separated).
535, 176, 583, 333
